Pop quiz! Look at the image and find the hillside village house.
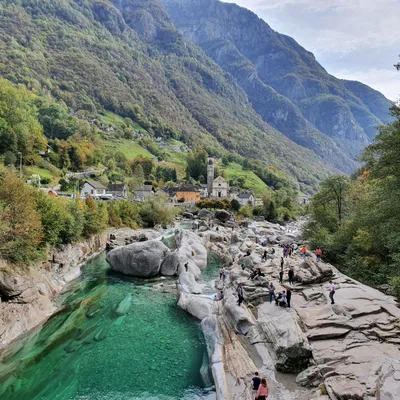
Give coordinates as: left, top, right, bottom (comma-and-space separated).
176, 185, 201, 203
81, 180, 107, 197
135, 185, 155, 201
236, 192, 255, 207
108, 183, 127, 197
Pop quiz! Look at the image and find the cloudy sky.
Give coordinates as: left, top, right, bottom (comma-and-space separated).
223, 0, 400, 100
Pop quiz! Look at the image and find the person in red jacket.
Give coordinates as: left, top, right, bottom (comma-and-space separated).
315, 247, 322, 262
256, 377, 269, 399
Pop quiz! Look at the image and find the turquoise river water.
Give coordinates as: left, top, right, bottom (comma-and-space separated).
0, 253, 217, 400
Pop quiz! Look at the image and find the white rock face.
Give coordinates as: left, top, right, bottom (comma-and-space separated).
178, 293, 214, 320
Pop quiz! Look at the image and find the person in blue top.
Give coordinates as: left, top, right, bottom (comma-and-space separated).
251, 371, 261, 399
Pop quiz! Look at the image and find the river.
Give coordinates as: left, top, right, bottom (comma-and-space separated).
0, 253, 216, 400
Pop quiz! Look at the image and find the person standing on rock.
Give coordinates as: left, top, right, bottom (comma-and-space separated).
268, 282, 276, 304
262, 249, 268, 261
251, 371, 261, 399
301, 245, 307, 259
256, 377, 269, 399
185, 262, 188, 272
219, 267, 225, 280
288, 266, 295, 285
329, 280, 335, 305
315, 247, 322, 262
286, 287, 292, 308
237, 283, 244, 306
280, 257, 284, 269
279, 267, 283, 284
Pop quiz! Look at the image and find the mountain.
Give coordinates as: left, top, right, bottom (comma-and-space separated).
0, 0, 393, 193
0, 0, 342, 192
159, 0, 394, 165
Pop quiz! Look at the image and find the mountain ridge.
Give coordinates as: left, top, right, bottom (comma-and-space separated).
160, 0, 393, 165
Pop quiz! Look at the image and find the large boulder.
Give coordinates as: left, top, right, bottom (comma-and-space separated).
0, 273, 31, 299
214, 210, 231, 222
295, 259, 333, 284
106, 240, 169, 277
198, 209, 213, 220
160, 251, 180, 276
257, 302, 312, 373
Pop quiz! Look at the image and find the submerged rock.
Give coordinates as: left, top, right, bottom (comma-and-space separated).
106, 240, 169, 277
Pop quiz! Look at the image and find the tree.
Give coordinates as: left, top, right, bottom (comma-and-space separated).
186, 149, 207, 180
130, 156, 154, 178
313, 175, 350, 225
3, 151, 16, 166
83, 197, 108, 236
231, 198, 241, 212
0, 78, 47, 163
139, 195, 177, 227
0, 169, 43, 263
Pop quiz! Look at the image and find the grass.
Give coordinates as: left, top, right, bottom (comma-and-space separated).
24, 166, 60, 187
101, 138, 155, 160
101, 111, 146, 132
222, 162, 268, 195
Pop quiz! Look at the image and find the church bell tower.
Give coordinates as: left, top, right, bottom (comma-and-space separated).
207, 157, 214, 197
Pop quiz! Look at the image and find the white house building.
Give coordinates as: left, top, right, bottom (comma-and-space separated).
236, 192, 255, 207
81, 180, 107, 198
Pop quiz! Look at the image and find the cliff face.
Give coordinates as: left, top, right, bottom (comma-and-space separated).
160, 0, 393, 163
0, 233, 108, 350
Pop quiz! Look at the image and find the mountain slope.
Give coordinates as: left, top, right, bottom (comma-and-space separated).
0, 0, 337, 191
160, 0, 393, 162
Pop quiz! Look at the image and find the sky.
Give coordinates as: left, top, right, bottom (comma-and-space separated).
223, 0, 400, 100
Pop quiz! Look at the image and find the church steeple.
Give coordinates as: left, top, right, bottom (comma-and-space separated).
207, 157, 214, 197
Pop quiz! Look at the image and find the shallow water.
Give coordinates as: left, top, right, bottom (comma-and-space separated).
0, 254, 215, 400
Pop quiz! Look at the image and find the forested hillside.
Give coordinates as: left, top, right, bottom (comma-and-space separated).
160, 0, 394, 172
0, 0, 338, 193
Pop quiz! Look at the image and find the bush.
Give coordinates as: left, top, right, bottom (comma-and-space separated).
389, 276, 400, 298
140, 195, 177, 227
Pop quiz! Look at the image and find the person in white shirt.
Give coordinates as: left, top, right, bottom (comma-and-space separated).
329, 281, 335, 305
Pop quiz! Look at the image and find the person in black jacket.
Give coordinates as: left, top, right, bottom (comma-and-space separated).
286, 287, 292, 308
288, 266, 295, 285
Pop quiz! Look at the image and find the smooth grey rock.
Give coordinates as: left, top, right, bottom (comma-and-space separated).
160, 251, 180, 276
106, 240, 169, 277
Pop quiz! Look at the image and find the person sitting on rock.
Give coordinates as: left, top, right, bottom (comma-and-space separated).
241, 263, 246, 271
279, 290, 287, 307
246, 249, 251, 256
249, 268, 258, 280
270, 248, 275, 255
219, 268, 225, 280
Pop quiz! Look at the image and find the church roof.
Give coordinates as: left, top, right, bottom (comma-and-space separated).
213, 175, 227, 183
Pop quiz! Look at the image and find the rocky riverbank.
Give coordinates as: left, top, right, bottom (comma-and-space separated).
193, 218, 400, 400
135, 215, 399, 400
0, 228, 160, 350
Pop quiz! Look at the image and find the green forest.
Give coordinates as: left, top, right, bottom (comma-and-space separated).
304, 100, 400, 294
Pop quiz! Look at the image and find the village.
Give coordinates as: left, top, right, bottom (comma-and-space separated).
42, 157, 265, 207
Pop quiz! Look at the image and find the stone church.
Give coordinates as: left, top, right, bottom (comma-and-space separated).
207, 158, 229, 198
